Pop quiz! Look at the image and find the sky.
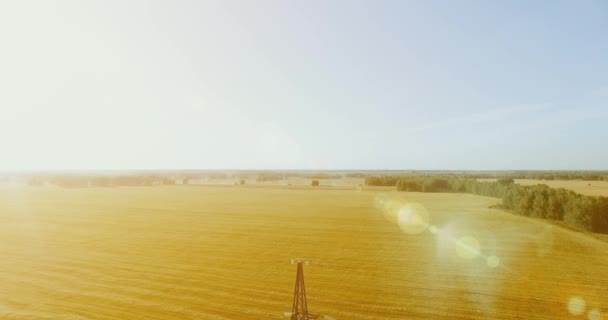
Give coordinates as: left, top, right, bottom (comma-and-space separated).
0, 0, 607, 171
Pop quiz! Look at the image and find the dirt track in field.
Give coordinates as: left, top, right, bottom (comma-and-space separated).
0, 186, 606, 319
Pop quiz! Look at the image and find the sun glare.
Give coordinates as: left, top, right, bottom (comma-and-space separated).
397, 203, 430, 235
455, 236, 481, 260
486, 255, 500, 268
588, 308, 602, 320
568, 296, 587, 315
375, 198, 505, 271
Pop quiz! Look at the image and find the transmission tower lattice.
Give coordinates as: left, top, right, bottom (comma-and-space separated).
292, 259, 317, 319
283, 259, 334, 320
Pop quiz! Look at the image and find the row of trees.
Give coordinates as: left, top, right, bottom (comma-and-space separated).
463, 173, 608, 181
524, 174, 607, 181
361, 171, 608, 185
365, 175, 608, 234
302, 173, 342, 179
364, 176, 402, 186
28, 175, 177, 187
256, 175, 284, 182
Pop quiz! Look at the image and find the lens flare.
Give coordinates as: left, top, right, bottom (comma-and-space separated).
455, 236, 480, 259
397, 203, 429, 235
373, 194, 387, 209
568, 296, 586, 315
534, 225, 554, 257
588, 308, 602, 320
486, 255, 500, 268
383, 199, 403, 224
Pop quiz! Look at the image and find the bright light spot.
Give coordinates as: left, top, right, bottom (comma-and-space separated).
429, 225, 438, 234
486, 255, 500, 268
588, 308, 602, 320
374, 194, 387, 209
455, 236, 480, 259
383, 199, 403, 224
534, 225, 554, 257
568, 296, 586, 315
397, 203, 429, 235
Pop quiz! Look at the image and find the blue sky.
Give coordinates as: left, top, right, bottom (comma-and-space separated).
0, 0, 607, 170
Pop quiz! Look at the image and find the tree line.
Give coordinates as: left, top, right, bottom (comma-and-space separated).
454, 172, 608, 181
28, 175, 176, 187
365, 175, 608, 234
365, 171, 608, 181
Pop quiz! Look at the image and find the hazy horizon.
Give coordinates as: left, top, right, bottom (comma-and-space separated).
4, 168, 608, 175
1, 1, 607, 171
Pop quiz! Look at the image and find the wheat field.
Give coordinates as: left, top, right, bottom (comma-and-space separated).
0, 185, 606, 319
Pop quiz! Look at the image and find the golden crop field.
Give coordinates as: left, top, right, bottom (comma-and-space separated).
0, 185, 607, 319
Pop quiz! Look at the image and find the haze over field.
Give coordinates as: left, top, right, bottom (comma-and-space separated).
1, 1, 608, 171
1, 1, 607, 319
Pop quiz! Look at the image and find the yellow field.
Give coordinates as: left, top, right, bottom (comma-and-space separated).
0, 186, 607, 319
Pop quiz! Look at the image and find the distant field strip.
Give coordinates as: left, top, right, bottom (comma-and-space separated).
0, 186, 606, 319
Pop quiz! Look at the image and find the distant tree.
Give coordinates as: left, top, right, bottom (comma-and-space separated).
396, 178, 422, 191
532, 189, 548, 218
256, 175, 283, 182
311, 180, 319, 187
423, 178, 451, 192
365, 176, 401, 186
564, 197, 593, 231
592, 198, 608, 233
546, 189, 565, 220
497, 178, 515, 186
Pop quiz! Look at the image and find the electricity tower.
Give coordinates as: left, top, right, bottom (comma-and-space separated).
283, 259, 334, 320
